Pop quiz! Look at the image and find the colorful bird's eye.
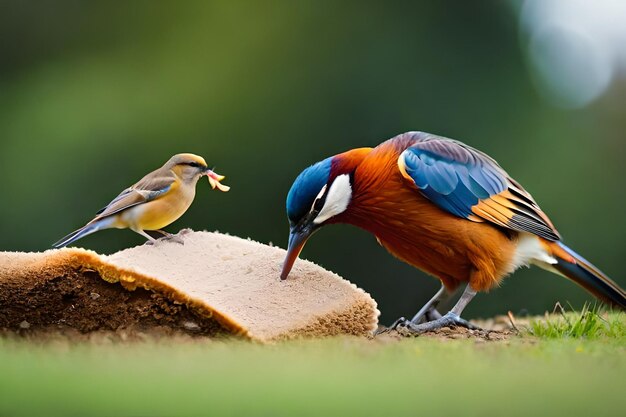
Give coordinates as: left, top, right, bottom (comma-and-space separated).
312, 184, 328, 212
315, 185, 328, 200
313, 197, 325, 212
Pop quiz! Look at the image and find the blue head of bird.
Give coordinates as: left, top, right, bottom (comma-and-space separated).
281, 148, 372, 280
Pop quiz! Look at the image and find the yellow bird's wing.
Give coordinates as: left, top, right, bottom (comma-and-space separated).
95, 170, 176, 219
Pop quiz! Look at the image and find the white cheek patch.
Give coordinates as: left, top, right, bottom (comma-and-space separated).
314, 174, 352, 224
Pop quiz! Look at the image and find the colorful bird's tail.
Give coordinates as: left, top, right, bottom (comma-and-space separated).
546, 241, 625, 310
52, 217, 114, 248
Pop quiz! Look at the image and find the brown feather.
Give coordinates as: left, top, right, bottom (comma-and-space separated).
95, 171, 177, 220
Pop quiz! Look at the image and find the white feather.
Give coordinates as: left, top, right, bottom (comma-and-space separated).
313, 174, 352, 224
508, 232, 558, 275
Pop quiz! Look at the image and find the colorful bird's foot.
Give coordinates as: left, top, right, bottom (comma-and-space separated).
424, 308, 443, 322
410, 308, 443, 324
373, 317, 408, 335
380, 308, 444, 334
388, 316, 409, 330
395, 312, 479, 336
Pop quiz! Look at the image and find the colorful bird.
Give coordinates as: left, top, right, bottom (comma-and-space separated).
281, 131, 625, 334
53, 153, 229, 248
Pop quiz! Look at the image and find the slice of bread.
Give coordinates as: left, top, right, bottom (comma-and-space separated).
0, 230, 379, 342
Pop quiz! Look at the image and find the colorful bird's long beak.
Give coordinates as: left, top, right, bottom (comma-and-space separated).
205, 169, 230, 192
280, 226, 314, 280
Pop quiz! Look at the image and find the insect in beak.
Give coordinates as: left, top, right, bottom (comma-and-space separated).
205, 169, 230, 192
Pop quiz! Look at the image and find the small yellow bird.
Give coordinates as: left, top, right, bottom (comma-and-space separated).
53, 153, 229, 248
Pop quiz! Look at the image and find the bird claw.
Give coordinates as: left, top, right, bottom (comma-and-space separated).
152, 230, 185, 245
395, 312, 480, 336
378, 308, 445, 335
389, 317, 410, 330
165, 235, 185, 245
374, 317, 409, 335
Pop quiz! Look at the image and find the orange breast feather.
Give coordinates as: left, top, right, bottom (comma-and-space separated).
338, 141, 517, 291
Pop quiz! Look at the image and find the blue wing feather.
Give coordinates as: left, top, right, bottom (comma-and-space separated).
423, 160, 458, 195
397, 132, 560, 241
401, 143, 505, 218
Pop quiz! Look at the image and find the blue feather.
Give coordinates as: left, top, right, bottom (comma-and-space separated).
444, 176, 480, 217
401, 143, 506, 220
286, 157, 332, 224
403, 151, 428, 188
423, 160, 458, 195
466, 172, 491, 199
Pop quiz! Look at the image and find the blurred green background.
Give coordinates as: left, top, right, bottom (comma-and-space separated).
0, 1, 623, 322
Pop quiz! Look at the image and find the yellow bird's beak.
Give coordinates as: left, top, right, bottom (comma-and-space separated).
205, 169, 230, 192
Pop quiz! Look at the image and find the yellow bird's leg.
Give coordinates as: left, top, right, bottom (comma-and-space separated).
132, 228, 158, 245
153, 229, 173, 238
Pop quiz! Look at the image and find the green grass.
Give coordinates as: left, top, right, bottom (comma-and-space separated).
1, 328, 625, 417
528, 305, 625, 339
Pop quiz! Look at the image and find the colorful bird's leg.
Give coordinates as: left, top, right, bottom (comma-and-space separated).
409, 284, 448, 324
397, 284, 478, 335
386, 284, 448, 332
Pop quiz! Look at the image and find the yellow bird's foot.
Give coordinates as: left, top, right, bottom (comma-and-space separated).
134, 229, 158, 245
154, 230, 185, 245
165, 235, 185, 245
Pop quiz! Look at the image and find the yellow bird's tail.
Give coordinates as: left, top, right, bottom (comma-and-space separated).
53, 217, 115, 248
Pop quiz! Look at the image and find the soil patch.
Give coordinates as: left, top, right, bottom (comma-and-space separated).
374, 315, 519, 342
375, 326, 514, 342
0, 268, 228, 342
